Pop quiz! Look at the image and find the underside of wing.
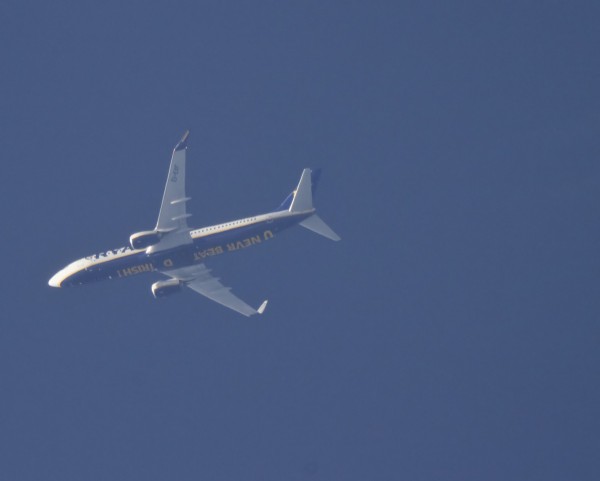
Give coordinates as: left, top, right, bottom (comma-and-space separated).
155, 130, 192, 232
162, 264, 268, 317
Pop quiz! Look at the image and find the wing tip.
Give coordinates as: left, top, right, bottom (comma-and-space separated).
175, 130, 190, 151
257, 299, 269, 315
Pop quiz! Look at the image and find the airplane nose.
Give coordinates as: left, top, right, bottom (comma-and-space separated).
48, 271, 63, 288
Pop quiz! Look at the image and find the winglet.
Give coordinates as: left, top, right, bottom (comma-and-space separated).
175, 130, 190, 151
257, 299, 269, 315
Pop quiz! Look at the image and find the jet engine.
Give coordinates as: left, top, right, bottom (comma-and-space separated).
151, 279, 182, 298
130, 230, 162, 249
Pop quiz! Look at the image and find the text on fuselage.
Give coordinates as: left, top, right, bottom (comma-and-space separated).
86, 246, 132, 261
192, 231, 274, 261
117, 263, 154, 278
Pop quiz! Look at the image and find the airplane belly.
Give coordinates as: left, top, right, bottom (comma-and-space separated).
147, 245, 196, 272
80, 253, 155, 284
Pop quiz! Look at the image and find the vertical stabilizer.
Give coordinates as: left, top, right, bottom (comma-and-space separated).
285, 168, 341, 241
275, 168, 321, 212
289, 168, 314, 212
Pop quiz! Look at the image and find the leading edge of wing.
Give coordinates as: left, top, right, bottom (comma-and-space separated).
155, 130, 192, 232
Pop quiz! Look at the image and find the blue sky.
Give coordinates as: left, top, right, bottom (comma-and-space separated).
1, 1, 599, 480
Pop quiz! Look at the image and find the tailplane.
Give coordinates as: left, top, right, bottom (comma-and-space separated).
299, 214, 341, 241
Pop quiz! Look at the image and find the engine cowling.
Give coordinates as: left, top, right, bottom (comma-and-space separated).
151, 279, 183, 298
130, 230, 162, 249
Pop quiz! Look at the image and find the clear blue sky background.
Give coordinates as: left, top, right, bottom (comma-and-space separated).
1, 1, 599, 480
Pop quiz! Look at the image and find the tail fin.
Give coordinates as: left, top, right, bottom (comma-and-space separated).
275, 168, 322, 212
288, 168, 341, 241
289, 168, 314, 212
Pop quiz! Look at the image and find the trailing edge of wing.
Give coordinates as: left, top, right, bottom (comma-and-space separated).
162, 264, 267, 317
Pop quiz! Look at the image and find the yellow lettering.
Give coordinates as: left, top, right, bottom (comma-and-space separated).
227, 243, 236, 251
263, 230, 274, 240
250, 235, 261, 245
243, 239, 251, 247
195, 246, 225, 261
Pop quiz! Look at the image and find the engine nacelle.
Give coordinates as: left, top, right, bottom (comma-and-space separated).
151, 279, 183, 298
130, 230, 162, 250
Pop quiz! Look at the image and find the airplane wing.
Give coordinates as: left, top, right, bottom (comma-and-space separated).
162, 264, 268, 317
155, 130, 192, 232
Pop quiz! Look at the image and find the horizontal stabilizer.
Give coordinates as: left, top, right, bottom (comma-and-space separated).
299, 214, 341, 241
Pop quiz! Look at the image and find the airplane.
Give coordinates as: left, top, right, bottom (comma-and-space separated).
48, 131, 340, 316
